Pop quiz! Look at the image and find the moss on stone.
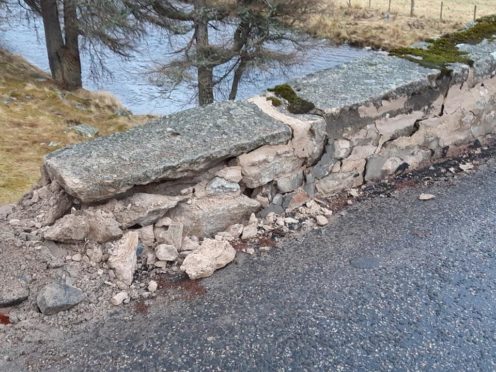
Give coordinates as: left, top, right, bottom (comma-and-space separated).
267, 96, 282, 107
268, 84, 315, 114
391, 15, 496, 71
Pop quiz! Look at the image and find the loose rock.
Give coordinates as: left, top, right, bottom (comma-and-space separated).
180, 239, 236, 279
37, 282, 85, 315
316, 215, 329, 226
108, 232, 139, 286
419, 193, 436, 201
155, 244, 179, 262
111, 291, 129, 306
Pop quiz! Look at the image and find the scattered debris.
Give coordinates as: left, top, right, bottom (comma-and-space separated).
418, 193, 436, 201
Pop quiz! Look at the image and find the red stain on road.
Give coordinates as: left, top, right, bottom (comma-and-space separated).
0, 313, 10, 325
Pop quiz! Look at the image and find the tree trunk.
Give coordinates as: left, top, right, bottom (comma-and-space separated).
195, 0, 214, 106
229, 58, 247, 101
62, 0, 82, 90
40, 0, 82, 90
40, 0, 65, 84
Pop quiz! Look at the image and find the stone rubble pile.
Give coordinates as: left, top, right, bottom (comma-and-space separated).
3, 43, 496, 316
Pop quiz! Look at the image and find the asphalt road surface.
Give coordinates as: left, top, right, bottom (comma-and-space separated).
18, 158, 496, 371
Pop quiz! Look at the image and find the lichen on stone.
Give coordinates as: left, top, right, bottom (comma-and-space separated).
268, 84, 315, 114
391, 15, 496, 72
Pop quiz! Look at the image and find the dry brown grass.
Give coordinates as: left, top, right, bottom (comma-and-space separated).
0, 49, 153, 204
304, 1, 494, 49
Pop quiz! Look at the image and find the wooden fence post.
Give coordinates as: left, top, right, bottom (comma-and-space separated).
440, 1, 443, 21
388, 0, 391, 13
474, 5, 477, 21
410, 0, 415, 17
369, 0, 371, 9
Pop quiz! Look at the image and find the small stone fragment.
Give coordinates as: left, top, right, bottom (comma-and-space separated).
206, 177, 240, 195
316, 215, 329, 226
37, 282, 84, 315
111, 291, 129, 306
226, 224, 244, 239
459, 163, 474, 172
155, 244, 179, 262
154, 223, 184, 250
419, 193, 436, 201
241, 224, 258, 240
148, 280, 158, 293
71, 253, 82, 262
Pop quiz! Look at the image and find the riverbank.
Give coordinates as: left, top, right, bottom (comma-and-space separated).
0, 49, 151, 204
305, 1, 494, 50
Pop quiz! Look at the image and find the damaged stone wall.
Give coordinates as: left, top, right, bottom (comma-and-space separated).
5, 39, 496, 312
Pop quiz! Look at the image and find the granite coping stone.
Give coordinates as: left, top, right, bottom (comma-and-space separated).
290, 53, 441, 113
44, 101, 292, 203
458, 39, 496, 79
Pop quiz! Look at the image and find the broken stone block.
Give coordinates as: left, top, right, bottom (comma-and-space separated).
154, 223, 183, 250
43, 188, 73, 226
44, 214, 90, 243
249, 95, 327, 164
206, 177, 240, 196
375, 111, 423, 148
85, 210, 123, 243
333, 139, 352, 159
44, 101, 292, 203
215, 166, 243, 183
0, 278, 29, 308
181, 236, 200, 254
365, 156, 403, 181
241, 223, 258, 240
317, 173, 364, 195
282, 189, 311, 211
180, 239, 236, 280
238, 145, 303, 188
37, 282, 84, 315
108, 232, 139, 286
276, 170, 304, 193
168, 195, 260, 237
155, 244, 179, 261
109, 193, 187, 228
138, 225, 155, 247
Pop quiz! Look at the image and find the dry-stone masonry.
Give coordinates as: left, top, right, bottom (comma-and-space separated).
20, 37, 496, 289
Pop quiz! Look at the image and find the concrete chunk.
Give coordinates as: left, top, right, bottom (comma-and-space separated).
44, 101, 292, 203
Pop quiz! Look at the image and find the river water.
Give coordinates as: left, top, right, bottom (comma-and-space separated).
0, 11, 368, 115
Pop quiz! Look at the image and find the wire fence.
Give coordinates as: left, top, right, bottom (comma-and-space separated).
336, 0, 493, 22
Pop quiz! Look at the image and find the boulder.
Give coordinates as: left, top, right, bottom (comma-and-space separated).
180, 239, 236, 280
168, 195, 260, 237
37, 282, 84, 315
108, 232, 139, 286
